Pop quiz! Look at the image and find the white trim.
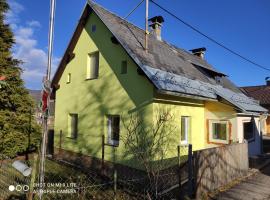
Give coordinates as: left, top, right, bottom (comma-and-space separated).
209, 120, 229, 144
86, 51, 99, 79
107, 115, 120, 146
66, 73, 71, 83
180, 116, 189, 145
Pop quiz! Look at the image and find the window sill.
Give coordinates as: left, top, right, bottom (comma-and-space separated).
208, 139, 229, 145
85, 78, 98, 81
180, 141, 188, 146
106, 140, 119, 147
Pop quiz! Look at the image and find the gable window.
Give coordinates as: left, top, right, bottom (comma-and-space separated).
86, 51, 99, 79
91, 24, 96, 32
67, 73, 71, 83
215, 76, 222, 84
121, 60, 127, 74
243, 121, 255, 142
181, 116, 190, 145
208, 120, 229, 144
107, 115, 120, 146
68, 113, 78, 139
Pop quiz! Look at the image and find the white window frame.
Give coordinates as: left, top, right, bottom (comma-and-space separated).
209, 120, 229, 144
180, 116, 190, 145
66, 73, 71, 83
107, 115, 120, 146
243, 120, 255, 142
86, 51, 99, 80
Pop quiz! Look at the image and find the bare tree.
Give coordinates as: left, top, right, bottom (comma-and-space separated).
121, 108, 176, 198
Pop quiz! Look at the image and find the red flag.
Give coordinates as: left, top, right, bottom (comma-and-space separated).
42, 90, 49, 112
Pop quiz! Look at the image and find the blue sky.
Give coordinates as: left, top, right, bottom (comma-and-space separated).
5, 0, 270, 89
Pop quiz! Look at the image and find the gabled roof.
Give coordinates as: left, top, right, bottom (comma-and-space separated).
52, 1, 267, 113
241, 85, 270, 106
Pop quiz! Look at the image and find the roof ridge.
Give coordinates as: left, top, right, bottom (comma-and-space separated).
88, 1, 146, 33
88, 0, 217, 70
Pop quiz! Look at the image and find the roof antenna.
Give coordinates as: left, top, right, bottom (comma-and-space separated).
145, 0, 149, 52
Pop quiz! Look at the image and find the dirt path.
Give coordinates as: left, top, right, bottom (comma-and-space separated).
215, 164, 270, 200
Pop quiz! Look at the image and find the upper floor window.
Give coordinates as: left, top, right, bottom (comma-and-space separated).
66, 73, 71, 83
208, 120, 229, 144
86, 51, 99, 79
91, 25, 96, 32
121, 60, 127, 74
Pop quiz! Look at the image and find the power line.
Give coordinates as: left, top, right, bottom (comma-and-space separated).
150, 0, 270, 72
124, 0, 145, 19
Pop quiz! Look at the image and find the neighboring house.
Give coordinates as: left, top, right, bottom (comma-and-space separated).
28, 89, 55, 129
28, 89, 42, 125
241, 79, 270, 136
51, 1, 266, 169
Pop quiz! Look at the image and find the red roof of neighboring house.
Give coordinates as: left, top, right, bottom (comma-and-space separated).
241, 85, 270, 105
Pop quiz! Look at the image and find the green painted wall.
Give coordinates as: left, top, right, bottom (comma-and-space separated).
54, 12, 154, 165
153, 98, 205, 153
54, 11, 214, 167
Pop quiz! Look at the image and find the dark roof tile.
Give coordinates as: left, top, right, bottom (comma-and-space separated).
241, 85, 270, 105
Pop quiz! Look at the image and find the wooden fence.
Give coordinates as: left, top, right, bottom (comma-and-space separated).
193, 142, 249, 198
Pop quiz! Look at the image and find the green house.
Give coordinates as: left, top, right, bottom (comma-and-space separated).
51, 1, 266, 169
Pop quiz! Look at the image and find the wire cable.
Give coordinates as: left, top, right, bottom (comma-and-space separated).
150, 0, 270, 72
124, 0, 145, 19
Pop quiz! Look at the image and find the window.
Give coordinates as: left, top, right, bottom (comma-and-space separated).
86, 52, 99, 79
68, 114, 78, 139
107, 115, 120, 146
215, 76, 222, 84
121, 60, 127, 74
181, 117, 190, 145
243, 121, 254, 141
209, 120, 229, 144
67, 73, 71, 83
91, 25, 96, 32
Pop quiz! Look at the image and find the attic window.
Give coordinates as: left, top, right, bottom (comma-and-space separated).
91, 25, 96, 32
67, 73, 71, 83
215, 76, 222, 84
121, 60, 127, 74
86, 51, 99, 79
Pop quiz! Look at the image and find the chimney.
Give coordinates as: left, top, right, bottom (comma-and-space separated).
148, 16, 164, 41
190, 47, 206, 59
265, 77, 270, 86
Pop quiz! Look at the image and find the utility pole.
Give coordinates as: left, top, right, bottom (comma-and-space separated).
145, 0, 149, 52
39, 0, 56, 199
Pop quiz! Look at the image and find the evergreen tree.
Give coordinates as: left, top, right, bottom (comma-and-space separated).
0, 0, 41, 159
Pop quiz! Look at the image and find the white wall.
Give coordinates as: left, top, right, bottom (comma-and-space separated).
236, 116, 261, 156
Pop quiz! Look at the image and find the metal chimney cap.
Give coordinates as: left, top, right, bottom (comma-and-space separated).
148, 16, 164, 23
189, 47, 206, 54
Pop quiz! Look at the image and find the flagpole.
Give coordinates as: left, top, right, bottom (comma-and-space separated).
39, 0, 56, 199
145, 0, 149, 51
